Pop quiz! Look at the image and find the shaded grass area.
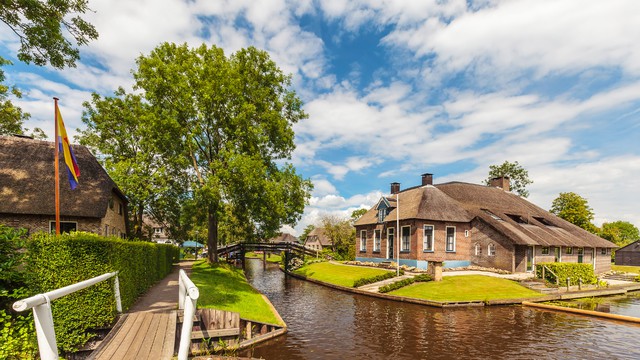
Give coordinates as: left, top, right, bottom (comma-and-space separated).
390, 275, 545, 302
245, 252, 282, 263
190, 260, 282, 325
294, 262, 393, 287
612, 265, 640, 274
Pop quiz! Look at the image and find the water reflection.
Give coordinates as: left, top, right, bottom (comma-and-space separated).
242, 259, 640, 359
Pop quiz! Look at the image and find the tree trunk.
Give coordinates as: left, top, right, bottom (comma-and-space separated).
208, 206, 219, 262
135, 204, 144, 239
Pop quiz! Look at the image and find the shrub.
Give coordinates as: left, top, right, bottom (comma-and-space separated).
24, 232, 179, 353
535, 262, 597, 286
353, 270, 404, 288
379, 274, 432, 293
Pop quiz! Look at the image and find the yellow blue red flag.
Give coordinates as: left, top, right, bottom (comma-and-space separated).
56, 104, 80, 189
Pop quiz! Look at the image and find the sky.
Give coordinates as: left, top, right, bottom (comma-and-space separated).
2, 0, 640, 235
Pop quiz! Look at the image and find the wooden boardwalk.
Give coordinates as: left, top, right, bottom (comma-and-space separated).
88, 261, 194, 360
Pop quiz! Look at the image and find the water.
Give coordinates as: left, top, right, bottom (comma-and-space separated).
557, 292, 640, 318
241, 259, 640, 360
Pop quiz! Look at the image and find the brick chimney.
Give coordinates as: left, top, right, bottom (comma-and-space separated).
421, 173, 433, 186
390, 182, 400, 194
490, 177, 510, 192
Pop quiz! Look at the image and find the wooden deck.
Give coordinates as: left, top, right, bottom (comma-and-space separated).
89, 310, 177, 360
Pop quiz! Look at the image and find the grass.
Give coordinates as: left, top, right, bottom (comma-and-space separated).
611, 265, 640, 273
190, 260, 282, 325
389, 275, 545, 302
293, 261, 394, 287
245, 252, 282, 263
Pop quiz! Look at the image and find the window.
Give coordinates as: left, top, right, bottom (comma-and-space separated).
387, 227, 394, 256
482, 209, 504, 221
109, 198, 114, 209
464, 230, 469, 237
565, 247, 573, 255
118, 203, 123, 215
378, 210, 385, 223
601, 248, 607, 255
445, 227, 456, 252
423, 225, 434, 252
374, 230, 381, 252
401, 226, 411, 252
541, 247, 549, 255
506, 214, 528, 224
475, 243, 482, 256
577, 248, 584, 255
155, 227, 163, 234
533, 216, 555, 226
360, 230, 367, 252
49, 221, 77, 234
105, 225, 109, 236
488, 243, 496, 256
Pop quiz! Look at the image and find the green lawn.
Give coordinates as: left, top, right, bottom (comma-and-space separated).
245, 251, 282, 263
611, 265, 640, 273
189, 260, 282, 325
293, 262, 393, 287
389, 275, 544, 302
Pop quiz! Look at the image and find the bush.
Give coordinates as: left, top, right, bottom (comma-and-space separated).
379, 274, 432, 293
535, 262, 597, 286
24, 232, 179, 353
353, 270, 404, 288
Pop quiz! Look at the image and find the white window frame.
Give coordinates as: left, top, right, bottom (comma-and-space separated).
445, 226, 456, 252
423, 225, 434, 252
360, 230, 367, 252
401, 225, 411, 252
488, 243, 496, 256
475, 243, 482, 256
387, 227, 394, 258
374, 229, 381, 252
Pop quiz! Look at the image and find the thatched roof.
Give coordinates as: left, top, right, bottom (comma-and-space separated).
268, 233, 298, 244
354, 179, 616, 249
305, 227, 332, 246
0, 136, 127, 218
436, 182, 615, 248
354, 185, 472, 226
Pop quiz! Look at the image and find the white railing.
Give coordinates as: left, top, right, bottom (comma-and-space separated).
12, 272, 122, 360
178, 269, 199, 360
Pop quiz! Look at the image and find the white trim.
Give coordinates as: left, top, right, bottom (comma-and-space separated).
401, 225, 411, 252
374, 229, 381, 252
445, 226, 456, 252
423, 224, 434, 252
474, 242, 482, 256
359, 230, 367, 252
387, 227, 394, 259
464, 230, 469, 237
488, 243, 496, 256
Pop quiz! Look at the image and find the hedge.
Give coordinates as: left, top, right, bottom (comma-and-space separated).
379, 274, 432, 293
535, 262, 597, 286
353, 270, 404, 288
24, 232, 179, 353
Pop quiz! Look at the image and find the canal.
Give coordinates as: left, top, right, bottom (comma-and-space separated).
240, 259, 640, 360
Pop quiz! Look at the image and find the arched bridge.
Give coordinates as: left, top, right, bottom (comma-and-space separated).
216, 242, 318, 270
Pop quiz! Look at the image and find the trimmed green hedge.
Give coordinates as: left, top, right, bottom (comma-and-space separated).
535, 262, 597, 286
379, 274, 432, 293
25, 232, 179, 352
353, 270, 404, 288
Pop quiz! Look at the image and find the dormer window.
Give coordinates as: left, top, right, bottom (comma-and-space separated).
506, 214, 528, 224
378, 210, 385, 223
376, 197, 391, 223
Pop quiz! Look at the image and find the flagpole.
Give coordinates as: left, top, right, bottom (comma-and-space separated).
396, 190, 400, 277
54, 97, 60, 235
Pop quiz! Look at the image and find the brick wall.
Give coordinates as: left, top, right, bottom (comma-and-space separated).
470, 220, 515, 272
100, 192, 127, 237
0, 213, 101, 235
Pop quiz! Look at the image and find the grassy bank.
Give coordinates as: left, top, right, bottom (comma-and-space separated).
389, 275, 544, 302
245, 252, 282, 263
612, 265, 640, 273
294, 262, 393, 287
190, 260, 282, 325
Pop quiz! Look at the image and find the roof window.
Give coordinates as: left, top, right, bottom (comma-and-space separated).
533, 216, 555, 227
506, 214, 528, 224
482, 209, 504, 221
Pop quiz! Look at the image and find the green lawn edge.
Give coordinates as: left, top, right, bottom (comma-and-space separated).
389, 275, 545, 302
293, 261, 394, 287
190, 260, 283, 325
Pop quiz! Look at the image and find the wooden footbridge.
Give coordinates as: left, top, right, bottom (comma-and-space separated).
217, 242, 317, 271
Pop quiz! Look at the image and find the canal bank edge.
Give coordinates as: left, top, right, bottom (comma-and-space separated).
283, 268, 640, 308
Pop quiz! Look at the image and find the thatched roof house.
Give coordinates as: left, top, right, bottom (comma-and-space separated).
0, 136, 129, 236
268, 233, 298, 244
304, 228, 332, 250
355, 173, 616, 273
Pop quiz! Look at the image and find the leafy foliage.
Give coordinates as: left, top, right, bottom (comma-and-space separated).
484, 160, 533, 197
535, 262, 597, 285
550, 192, 598, 233
298, 224, 315, 244
321, 215, 356, 260
350, 208, 368, 223
24, 232, 178, 352
379, 274, 432, 293
600, 221, 639, 247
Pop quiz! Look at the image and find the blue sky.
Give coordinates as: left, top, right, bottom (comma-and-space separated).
2, 0, 640, 235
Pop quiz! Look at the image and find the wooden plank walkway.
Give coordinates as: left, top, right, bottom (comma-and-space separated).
88, 261, 194, 360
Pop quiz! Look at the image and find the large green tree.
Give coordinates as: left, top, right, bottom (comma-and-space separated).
600, 221, 639, 247
78, 88, 184, 238
484, 160, 533, 197
134, 43, 312, 261
320, 215, 355, 260
550, 192, 598, 233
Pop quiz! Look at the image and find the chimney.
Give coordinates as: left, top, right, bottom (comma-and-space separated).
490, 176, 510, 192
421, 173, 433, 186
390, 182, 400, 194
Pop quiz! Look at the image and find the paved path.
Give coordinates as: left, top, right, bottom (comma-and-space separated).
358, 274, 416, 292
128, 261, 194, 313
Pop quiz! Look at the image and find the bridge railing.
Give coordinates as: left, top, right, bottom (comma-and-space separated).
12, 272, 122, 360
217, 242, 318, 258
178, 269, 199, 360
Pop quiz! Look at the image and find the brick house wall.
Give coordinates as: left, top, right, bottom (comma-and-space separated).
0, 213, 101, 235
100, 191, 127, 237
470, 220, 515, 272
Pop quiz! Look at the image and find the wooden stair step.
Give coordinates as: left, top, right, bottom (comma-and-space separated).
191, 327, 241, 339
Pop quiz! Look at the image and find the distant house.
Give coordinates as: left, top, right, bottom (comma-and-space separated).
354, 173, 616, 273
268, 233, 298, 244
0, 136, 129, 237
144, 216, 173, 244
304, 228, 332, 251
615, 240, 640, 266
